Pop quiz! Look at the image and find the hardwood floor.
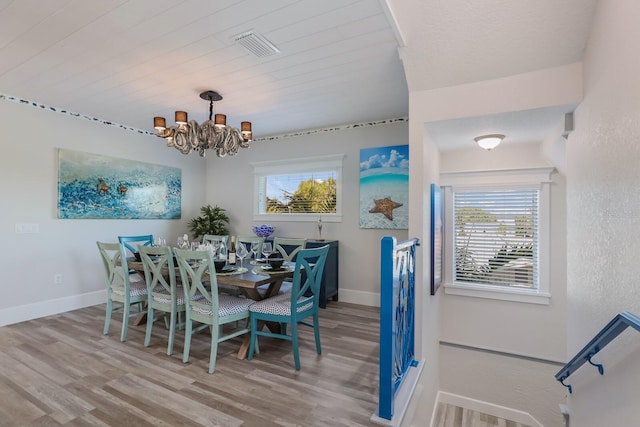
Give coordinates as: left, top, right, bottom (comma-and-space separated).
0, 302, 381, 427
432, 403, 532, 427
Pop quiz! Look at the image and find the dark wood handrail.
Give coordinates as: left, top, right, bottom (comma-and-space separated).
555, 311, 640, 393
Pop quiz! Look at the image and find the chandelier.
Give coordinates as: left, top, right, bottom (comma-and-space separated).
153, 90, 252, 157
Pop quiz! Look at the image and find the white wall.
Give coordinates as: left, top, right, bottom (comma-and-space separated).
438, 143, 567, 427
440, 143, 566, 362
0, 100, 206, 326
404, 99, 442, 427
565, 1, 640, 425
403, 65, 581, 426
203, 122, 409, 307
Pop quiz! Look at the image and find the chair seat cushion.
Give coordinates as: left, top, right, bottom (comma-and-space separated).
152, 286, 203, 305
191, 295, 253, 317
112, 281, 148, 297
249, 295, 313, 316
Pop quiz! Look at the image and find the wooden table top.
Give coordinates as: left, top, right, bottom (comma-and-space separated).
127, 259, 294, 290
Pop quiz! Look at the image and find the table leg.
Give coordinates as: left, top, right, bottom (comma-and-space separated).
236, 319, 267, 360
235, 278, 285, 359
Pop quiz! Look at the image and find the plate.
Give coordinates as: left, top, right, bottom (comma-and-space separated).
216, 267, 248, 276
257, 265, 292, 274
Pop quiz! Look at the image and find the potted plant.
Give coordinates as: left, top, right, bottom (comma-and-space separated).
188, 204, 230, 240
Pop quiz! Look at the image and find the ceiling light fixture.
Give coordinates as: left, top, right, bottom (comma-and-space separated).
153, 90, 252, 157
474, 134, 504, 150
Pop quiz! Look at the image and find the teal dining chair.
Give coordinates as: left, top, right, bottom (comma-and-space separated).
118, 234, 153, 255
97, 241, 148, 342
174, 248, 253, 374
271, 237, 307, 294
138, 244, 191, 356
247, 244, 329, 370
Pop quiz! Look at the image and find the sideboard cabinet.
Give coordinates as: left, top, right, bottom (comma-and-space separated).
305, 239, 339, 308
268, 238, 339, 308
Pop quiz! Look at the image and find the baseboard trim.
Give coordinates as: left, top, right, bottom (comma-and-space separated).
434, 391, 543, 427
0, 290, 106, 327
337, 289, 379, 307
2, 288, 376, 326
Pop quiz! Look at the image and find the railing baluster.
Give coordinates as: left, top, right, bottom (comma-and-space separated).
377, 237, 419, 421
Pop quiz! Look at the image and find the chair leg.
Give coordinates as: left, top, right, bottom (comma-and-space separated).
182, 316, 193, 364
291, 321, 300, 370
313, 313, 322, 355
167, 309, 177, 356
208, 325, 220, 374
103, 298, 113, 335
248, 315, 258, 360
144, 306, 154, 347
121, 302, 130, 342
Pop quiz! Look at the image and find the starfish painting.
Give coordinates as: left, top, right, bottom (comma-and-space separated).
369, 197, 403, 221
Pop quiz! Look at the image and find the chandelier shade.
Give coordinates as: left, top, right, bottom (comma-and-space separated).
153, 91, 252, 157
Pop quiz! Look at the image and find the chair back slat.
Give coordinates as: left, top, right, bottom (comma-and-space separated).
202, 234, 228, 245
118, 234, 153, 256
290, 245, 329, 308
97, 242, 125, 289
273, 237, 307, 262
236, 236, 264, 258
138, 245, 175, 296
174, 248, 219, 313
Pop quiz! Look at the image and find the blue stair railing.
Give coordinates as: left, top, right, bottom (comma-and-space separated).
555, 311, 640, 394
375, 236, 420, 422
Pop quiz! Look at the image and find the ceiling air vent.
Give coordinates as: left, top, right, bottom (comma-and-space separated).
233, 30, 280, 58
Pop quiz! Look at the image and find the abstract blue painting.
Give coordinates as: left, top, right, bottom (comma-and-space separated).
58, 149, 181, 219
359, 144, 408, 229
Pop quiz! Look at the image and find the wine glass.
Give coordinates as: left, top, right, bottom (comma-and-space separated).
250, 241, 260, 261
236, 243, 249, 270
210, 240, 221, 260
261, 242, 273, 266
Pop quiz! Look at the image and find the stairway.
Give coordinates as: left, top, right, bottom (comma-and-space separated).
432, 402, 533, 427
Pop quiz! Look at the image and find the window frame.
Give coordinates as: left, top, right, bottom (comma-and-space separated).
440, 167, 554, 305
251, 154, 344, 222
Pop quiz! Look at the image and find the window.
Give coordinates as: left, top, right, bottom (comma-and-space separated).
252, 154, 344, 222
454, 188, 537, 288
441, 168, 554, 304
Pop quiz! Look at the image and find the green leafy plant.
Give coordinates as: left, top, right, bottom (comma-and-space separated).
188, 205, 230, 240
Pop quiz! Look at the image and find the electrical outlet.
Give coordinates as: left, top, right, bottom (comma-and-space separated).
54, 274, 62, 285
15, 223, 40, 233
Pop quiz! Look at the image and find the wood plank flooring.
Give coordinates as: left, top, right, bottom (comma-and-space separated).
0, 302, 381, 427
432, 403, 532, 427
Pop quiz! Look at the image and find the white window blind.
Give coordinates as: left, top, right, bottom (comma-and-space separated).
252, 154, 344, 222
453, 188, 538, 290
262, 171, 337, 214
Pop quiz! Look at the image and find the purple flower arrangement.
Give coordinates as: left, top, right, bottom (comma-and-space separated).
253, 224, 275, 238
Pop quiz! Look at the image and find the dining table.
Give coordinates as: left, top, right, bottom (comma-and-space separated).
126, 257, 295, 359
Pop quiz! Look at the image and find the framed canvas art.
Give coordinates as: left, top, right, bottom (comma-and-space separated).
430, 183, 443, 295
57, 149, 181, 219
359, 144, 408, 229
